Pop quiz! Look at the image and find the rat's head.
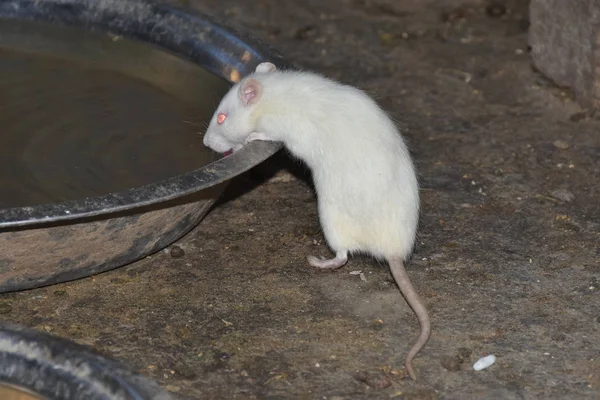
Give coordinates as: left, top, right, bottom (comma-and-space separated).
203, 62, 276, 154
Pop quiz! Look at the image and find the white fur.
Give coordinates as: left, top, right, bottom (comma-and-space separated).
203, 68, 419, 260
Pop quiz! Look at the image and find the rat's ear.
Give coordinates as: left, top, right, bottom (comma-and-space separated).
255, 62, 277, 73
239, 78, 263, 106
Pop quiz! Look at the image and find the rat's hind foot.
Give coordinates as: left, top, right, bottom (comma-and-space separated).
307, 251, 348, 270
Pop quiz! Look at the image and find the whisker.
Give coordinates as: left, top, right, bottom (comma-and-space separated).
181, 120, 202, 128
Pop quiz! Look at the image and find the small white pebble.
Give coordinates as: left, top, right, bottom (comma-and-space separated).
473, 355, 496, 371
315, 363, 320, 368
65, 210, 71, 214
544, 352, 550, 356
349, 270, 362, 275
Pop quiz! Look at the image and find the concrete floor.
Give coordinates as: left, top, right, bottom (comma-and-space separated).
2, 0, 599, 399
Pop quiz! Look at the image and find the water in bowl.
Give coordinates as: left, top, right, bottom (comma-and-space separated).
0, 18, 230, 208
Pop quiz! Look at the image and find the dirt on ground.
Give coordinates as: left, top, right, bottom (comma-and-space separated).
1, 0, 599, 399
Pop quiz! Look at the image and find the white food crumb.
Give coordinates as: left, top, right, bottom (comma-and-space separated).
473, 354, 496, 371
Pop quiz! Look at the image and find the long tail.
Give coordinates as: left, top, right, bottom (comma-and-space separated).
389, 257, 431, 381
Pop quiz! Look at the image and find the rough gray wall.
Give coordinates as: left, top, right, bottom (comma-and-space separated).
530, 0, 600, 108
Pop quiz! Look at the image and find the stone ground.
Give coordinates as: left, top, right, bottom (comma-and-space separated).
2, 0, 600, 399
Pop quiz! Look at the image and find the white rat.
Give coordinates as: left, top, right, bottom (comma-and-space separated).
203, 62, 430, 380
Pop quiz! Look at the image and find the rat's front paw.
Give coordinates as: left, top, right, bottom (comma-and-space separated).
245, 132, 271, 144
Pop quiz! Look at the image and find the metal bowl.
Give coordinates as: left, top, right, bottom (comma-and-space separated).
0, 323, 173, 399
0, 0, 288, 293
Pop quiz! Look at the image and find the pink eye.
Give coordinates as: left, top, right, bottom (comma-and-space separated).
217, 113, 227, 124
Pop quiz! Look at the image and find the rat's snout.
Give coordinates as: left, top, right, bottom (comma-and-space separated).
202, 132, 219, 151
202, 129, 217, 150
202, 129, 234, 154
202, 131, 211, 147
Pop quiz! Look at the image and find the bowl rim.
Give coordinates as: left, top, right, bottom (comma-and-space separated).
0, 0, 289, 229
